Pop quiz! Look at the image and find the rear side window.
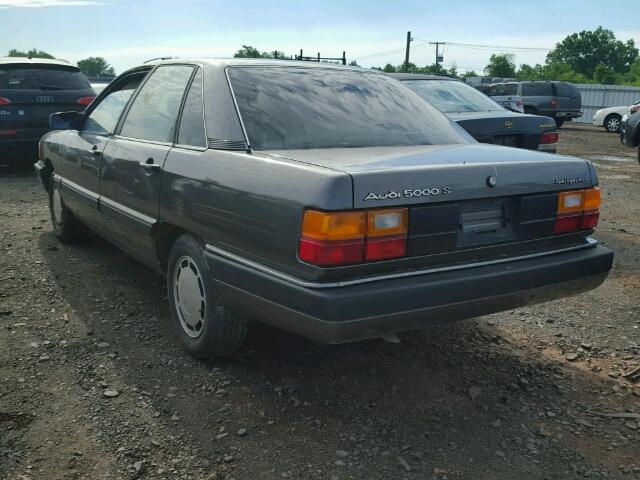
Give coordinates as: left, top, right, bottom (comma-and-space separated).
120, 65, 194, 143
0, 66, 89, 90
522, 82, 552, 96
83, 74, 146, 136
177, 69, 206, 147
554, 82, 579, 98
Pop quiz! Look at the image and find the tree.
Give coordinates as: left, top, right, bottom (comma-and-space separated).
382, 63, 397, 73
592, 64, 617, 85
77, 57, 115, 77
348, 60, 360, 67
546, 27, 638, 78
460, 70, 478, 81
484, 54, 516, 78
8, 48, 54, 59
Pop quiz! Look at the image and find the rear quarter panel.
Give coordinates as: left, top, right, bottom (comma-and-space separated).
160, 148, 353, 277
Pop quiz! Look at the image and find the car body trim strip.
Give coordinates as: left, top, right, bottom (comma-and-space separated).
60, 176, 99, 203
205, 238, 598, 290
99, 195, 155, 228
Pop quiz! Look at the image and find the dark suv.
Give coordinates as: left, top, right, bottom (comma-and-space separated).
488, 81, 582, 128
0, 57, 95, 167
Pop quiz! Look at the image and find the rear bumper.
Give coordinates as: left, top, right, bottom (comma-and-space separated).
205, 242, 613, 344
537, 143, 557, 153
555, 111, 582, 119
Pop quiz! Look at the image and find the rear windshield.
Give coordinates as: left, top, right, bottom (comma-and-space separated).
227, 67, 470, 150
0, 66, 90, 91
402, 79, 504, 113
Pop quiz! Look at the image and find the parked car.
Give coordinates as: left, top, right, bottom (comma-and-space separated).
488, 81, 582, 128
592, 105, 637, 133
0, 57, 95, 167
390, 74, 559, 152
484, 83, 524, 113
35, 59, 613, 359
620, 109, 640, 163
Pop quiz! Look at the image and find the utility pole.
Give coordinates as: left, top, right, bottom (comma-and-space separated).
429, 41, 445, 75
404, 31, 412, 72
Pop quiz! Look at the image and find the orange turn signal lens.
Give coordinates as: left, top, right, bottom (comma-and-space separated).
367, 208, 408, 238
301, 210, 365, 241
583, 187, 601, 211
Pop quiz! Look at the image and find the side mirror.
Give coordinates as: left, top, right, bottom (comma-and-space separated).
50, 111, 83, 130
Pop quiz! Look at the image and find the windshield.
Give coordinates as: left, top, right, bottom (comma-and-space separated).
0, 66, 90, 91
401, 79, 504, 113
227, 66, 470, 150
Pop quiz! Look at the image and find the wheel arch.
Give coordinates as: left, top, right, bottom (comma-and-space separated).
151, 222, 192, 273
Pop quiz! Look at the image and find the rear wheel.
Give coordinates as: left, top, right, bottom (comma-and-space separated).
524, 107, 536, 115
555, 118, 565, 128
637, 146, 640, 165
167, 234, 248, 359
49, 175, 89, 242
604, 114, 621, 133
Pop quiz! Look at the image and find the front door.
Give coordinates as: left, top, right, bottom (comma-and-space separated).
99, 65, 195, 268
60, 71, 149, 228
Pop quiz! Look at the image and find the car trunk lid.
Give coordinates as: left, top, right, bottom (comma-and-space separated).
265, 143, 593, 209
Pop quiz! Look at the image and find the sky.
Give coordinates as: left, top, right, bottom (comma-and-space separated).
0, 0, 639, 75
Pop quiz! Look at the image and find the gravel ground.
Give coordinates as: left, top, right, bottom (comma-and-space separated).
1, 124, 639, 480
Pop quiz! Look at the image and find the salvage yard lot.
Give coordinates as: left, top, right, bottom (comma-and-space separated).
1, 124, 639, 480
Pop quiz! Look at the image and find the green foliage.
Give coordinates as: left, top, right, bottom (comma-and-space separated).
459, 70, 478, 80
484, 54, 516, 78
348, 60, 360, 67
592, 64, 617, 85
8, 48, 54, 59
77, 57, 115, 77
546, 27, 638, 78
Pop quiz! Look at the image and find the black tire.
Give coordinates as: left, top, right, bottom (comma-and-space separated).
555, 118, 565, 128
524, 107, 536, 115
604, 114, 621, 133
49, 175, 89, 242
637, 147, 640, 165
167, 234, 248, 359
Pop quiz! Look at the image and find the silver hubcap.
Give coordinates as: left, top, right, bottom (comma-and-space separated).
607, 118, 620, 131
173, 255, 206, 338
52, 185, 63, 229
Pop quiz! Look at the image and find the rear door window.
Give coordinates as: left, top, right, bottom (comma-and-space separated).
177, 69, 206, 147
119, 65, 194, 143
0, 66, 89, 90
522, 82, 552, 96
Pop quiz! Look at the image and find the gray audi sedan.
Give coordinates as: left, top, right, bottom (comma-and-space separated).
35, 59, 612, 359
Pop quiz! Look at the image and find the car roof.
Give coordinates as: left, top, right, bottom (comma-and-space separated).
387, 73, 457, 81
141, 57, 379, 73
0, 57, 79, 69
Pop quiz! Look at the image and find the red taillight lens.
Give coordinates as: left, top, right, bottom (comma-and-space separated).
0, 97, 11, 105
0, 129, 17, 136
77, 96, 95, 106
554, 188, 601, 234
365, 236, 406, 261
300, 208, 408, 266
540, 131, 559, 144
299, 238, 364, 266
551, 98, 558, 109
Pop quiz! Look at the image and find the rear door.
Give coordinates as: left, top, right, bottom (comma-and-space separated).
0, 64, 94, 141
521, 82, 554, 115
100, 64, 195, 267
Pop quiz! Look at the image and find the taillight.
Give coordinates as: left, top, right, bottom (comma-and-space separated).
0, 129, 17, 136
540, 131, 559, 144
551, 98, 558, 109
0, 97, 11, 105
77, 96, 95, 106
299, 208, 408, 266
554, 187, 601, 234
